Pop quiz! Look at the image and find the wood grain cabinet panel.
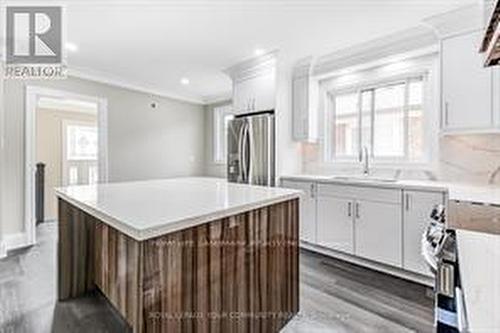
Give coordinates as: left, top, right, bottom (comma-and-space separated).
58, 198, 299, 333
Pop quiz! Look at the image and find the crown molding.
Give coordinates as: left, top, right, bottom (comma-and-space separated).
313, 25, 438, 77
292, 56, 314, 78
422, 3, 483, 39
201, 92, 232, 105
68, 66, 206, 105
224, 50, 278, 83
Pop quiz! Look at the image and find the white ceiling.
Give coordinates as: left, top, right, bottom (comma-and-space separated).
10, 0, 477, 104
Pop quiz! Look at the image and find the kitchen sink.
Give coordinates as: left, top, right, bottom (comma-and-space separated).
329, 176, 398, 183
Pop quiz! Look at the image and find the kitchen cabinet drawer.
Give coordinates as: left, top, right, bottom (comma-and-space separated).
403, 190, 445, 277
317, 183, 401, 204
281, 180, 317, 243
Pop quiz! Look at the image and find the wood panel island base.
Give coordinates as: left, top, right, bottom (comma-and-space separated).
56, 178, 300, 333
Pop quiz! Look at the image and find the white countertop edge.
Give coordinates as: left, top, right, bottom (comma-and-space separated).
56, 190, 300, 241
280, 175, 449, 192
55, 191, 142, 240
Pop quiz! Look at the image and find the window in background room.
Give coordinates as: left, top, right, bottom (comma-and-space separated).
66, 125, 98, 160
62, 122, 98, 186
328, 76, 425, 163
213, 104, 234, 163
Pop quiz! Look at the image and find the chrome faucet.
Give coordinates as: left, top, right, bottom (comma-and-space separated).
360, 146, 370, 176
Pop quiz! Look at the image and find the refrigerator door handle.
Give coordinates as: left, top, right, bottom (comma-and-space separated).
246, 121, 254, 184
241, 122, 250, 183
238, 122, 246, 182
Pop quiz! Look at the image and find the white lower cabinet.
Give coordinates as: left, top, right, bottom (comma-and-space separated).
354, 200, 402, 267
282, 178, 446, 279
317, 195, 354, 254
281, 180, 317, 243
316, 183, 402, 267
403, 190, 445, 277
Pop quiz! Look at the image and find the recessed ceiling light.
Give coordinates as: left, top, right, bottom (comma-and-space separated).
254, 48, 265, 56
180, 78, 190, 85
65, 42, 78, 52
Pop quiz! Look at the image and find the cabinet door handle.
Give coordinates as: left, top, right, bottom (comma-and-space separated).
310, 183, 315, 199
355, 202, 360, 218
347, 202, 352, 217
405, 193, 410, 211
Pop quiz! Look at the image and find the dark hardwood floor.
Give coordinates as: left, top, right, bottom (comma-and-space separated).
0, 222, 434, 333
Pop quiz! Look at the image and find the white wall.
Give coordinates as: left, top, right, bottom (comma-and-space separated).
1, 76, 205, 236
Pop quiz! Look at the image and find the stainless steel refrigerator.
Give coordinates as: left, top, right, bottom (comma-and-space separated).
227, 111, 275, 186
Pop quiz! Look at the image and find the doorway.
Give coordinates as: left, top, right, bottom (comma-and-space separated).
25, 86, 108, 245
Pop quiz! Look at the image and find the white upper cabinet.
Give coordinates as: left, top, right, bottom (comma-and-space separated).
403, 190, 445, 277
281, 180, 317, 243
441, 31, 494, 132
226, 52, 277, 115
291, 57, 318, 142
493, 67, 500, 125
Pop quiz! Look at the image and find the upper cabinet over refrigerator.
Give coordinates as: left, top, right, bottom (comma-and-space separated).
225, 52, 277, 115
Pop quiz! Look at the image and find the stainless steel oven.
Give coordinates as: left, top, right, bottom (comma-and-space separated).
422, 205, 468, 333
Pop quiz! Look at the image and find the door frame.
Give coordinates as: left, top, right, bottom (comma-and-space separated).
25, 85, 108, 246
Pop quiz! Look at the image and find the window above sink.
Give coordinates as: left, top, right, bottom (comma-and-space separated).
318, 52, 439, 169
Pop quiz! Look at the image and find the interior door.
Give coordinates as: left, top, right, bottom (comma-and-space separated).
62, 121, 98, 186
403, 190, 445, 276
317, 195, 354, 254
281, 180, 316, 243
355, 200, 402, 267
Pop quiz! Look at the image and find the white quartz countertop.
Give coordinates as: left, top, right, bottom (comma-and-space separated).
456, 230, 500, 332
280, 174, 500, 205
55, 177, 300, 241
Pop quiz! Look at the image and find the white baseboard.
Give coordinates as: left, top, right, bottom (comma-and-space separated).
300, 241, 434, 287
0, 241, 6, 259
3, 232, 33, 254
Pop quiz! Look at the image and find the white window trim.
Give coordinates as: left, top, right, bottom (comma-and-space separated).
323, 71, 433, 167
212, 104, 233, 164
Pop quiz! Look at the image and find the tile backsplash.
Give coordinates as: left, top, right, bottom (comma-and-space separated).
301, 134, 500, 185
438, 134, 500, 185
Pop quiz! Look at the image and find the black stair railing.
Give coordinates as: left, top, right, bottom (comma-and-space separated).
35, 162, 45, 225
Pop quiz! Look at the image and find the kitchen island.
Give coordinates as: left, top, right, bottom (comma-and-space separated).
55, 177, 300, 333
